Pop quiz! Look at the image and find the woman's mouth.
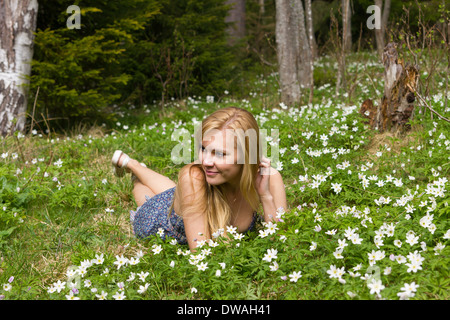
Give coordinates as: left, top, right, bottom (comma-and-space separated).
205, 170, 219, 176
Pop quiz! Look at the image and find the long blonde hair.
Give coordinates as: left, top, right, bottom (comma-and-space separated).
169, 106, 261, 236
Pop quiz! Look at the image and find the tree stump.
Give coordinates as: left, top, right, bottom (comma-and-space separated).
360, 42, 419, 133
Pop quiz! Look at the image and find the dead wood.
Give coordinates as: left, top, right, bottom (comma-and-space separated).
360, 42, 419, 133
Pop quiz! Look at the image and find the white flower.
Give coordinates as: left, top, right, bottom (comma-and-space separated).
265, 221, 278, 234
397, 282, 419, 298
226, 225, 237, 234
152, 245, 163, 254
65, 291, 80, 300
112, 291, 126, 300
262, 248, 278, 262
367, 279, 385, 296
92, 253, 105, 265
53, 280, 66, 293
327, 265, 339, 279
433, 242, 445, 255
406, 261, 422, 273
2, 283, 12, 291
138, 283, 150, 294
333, 248, 344, 259
337, 239, 348, 249
269, 261, 279, 271
137, 271, 149, 282
289, 271, 302, 282
331, 183, 342, 194
405, 234, 419, 246
127, 273, 135, 282
95, 291, 108, 300
53, 159, 63, 168
114, 255, 128, 270
197, 262, 208, 271
259, 229, 269, 238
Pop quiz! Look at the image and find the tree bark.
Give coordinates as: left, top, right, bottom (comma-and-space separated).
294, 0, 312, 90
342, 0, 352, 53
275, 0, 312, 106
259, 0, 265, 15
374, 0, 391, 59
360, 42, 419, 133
304, 0, 314, 103
225, 0, 246, 45
275, 0, 300, 105
0, 0, 38, 136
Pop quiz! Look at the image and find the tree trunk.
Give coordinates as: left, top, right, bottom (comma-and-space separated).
374, 0, 391, 59
0, 0, 38, 136
342, 0, 352, 53
275, 0, 312, 106
275, 0, 300, 105
294, 0, 312, 90
360, 42, 419, 133
304, 0, 314, 103
259, 0, 265, 15
225, 0, 246, 45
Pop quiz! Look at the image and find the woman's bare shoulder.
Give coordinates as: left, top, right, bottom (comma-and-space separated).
178, 163, 205, 193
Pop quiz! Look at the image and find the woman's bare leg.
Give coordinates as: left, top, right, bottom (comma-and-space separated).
132, 178, 155, 207
118, 154, 176, 196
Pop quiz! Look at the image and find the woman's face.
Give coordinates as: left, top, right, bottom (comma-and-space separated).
199, 129, 243, 187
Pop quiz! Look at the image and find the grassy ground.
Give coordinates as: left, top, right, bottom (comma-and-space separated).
0, 51, 449, 300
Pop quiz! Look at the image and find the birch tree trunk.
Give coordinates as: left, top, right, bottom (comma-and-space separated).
0, 0, 38, 136
374, 0, 391, 59
342, 0, 352, 53
259, 0, 265, 15
304, 0, 314, 103
294, 0, 312, 90
275, 0, 312, 106
304, 0, 317, 59
225, 0, 246, 45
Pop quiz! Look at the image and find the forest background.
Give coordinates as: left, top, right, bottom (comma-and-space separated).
1, 0, 447, 133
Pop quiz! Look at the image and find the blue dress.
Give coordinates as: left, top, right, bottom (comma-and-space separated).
130, 187, 258, 244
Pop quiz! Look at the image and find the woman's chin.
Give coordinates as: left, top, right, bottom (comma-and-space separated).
206, 176, 223, 185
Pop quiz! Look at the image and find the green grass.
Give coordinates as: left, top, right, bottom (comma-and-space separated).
0, 51, 449, 300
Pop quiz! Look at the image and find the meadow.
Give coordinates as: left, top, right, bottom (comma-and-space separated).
0, 52, 449, 300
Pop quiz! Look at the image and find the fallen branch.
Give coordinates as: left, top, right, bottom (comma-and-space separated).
406, 84, 450, 123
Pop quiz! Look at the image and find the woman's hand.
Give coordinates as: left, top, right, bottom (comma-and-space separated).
255, 156, 272, 199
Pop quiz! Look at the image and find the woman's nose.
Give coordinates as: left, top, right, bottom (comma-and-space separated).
202, 152, 214, 166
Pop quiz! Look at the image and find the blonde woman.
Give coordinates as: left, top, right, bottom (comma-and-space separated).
111, 107, 287, 250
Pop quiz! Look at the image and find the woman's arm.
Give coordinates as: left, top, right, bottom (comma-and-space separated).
263, 169, 287, 222
255, 157, 288, 223
177, 165, 210, 251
